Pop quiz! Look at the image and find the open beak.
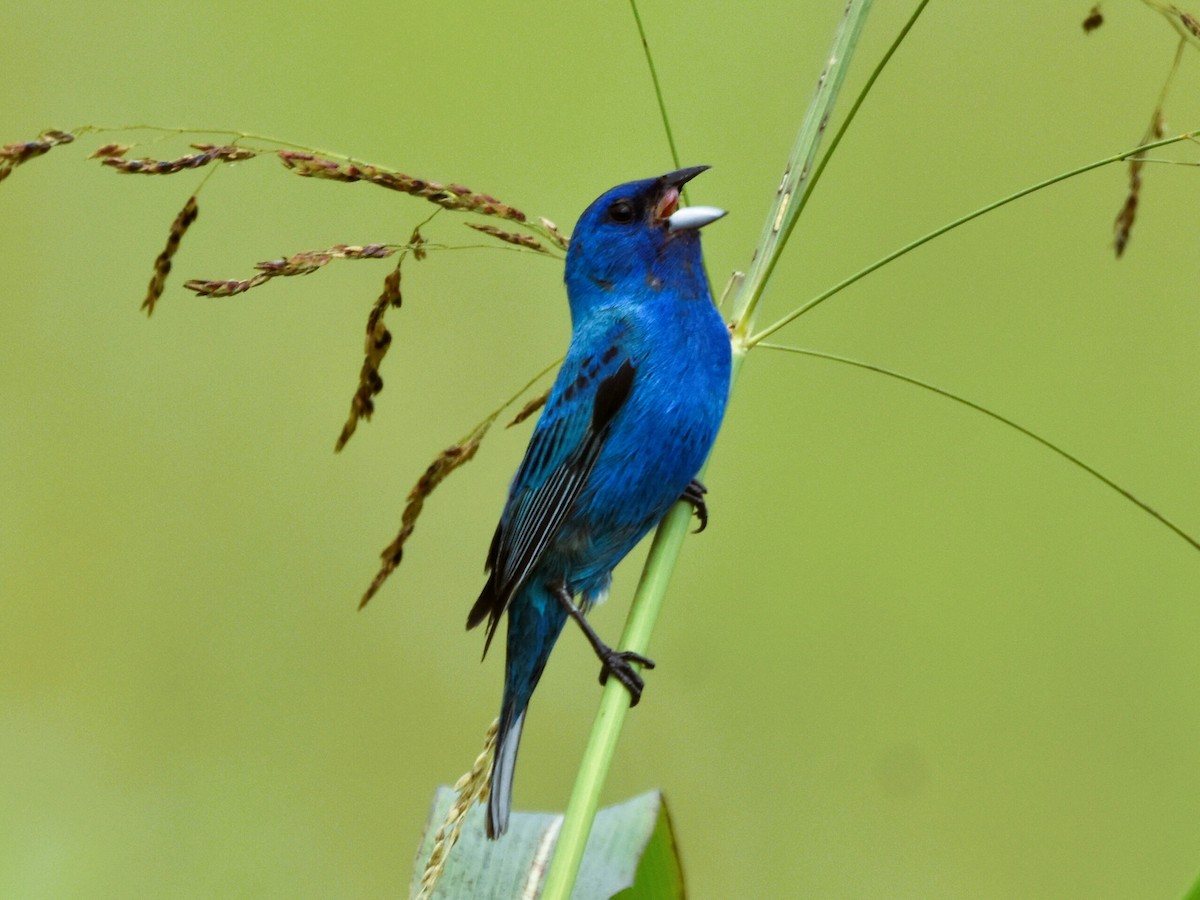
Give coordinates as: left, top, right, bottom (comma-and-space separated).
654, 165, 727, 232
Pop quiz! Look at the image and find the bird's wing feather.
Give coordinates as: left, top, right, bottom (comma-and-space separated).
467, 339, 636, 654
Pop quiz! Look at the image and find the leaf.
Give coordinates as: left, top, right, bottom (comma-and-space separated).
410, 788, 684, 900
610, 799, 685, 900
1185, 867, 1200, 900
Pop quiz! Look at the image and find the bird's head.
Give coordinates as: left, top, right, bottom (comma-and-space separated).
564, 166, 725, 318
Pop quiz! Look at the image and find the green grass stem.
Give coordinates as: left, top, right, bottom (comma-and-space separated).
731, 0, 928, 338
539, 2, 876, 896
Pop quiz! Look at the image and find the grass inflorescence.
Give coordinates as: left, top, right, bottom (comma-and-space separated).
506, 391, 549, 428
0, 129, 74, 182
0, 121, 573, 500
359, 357, 558, 609
1096, 1, 1200, 256
99, 144, 256, 174
359, 421, 492, 610
414, 719, 499, 900
335, 229, 422, 453
277, 149, 528, 221
465, 221, 551, 253
0, 123, 568, 593
183, 243, 401, 298
144, 195, 200, 315
1114, 108, 1165, 257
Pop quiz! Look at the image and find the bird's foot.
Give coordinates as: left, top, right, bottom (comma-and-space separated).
550, 581, 657, 706
680, 478, 708, 533
598, 649, 656, 706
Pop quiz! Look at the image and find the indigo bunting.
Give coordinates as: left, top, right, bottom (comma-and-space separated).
467, 166, 731, 838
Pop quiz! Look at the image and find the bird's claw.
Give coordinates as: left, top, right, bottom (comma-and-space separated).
680, 478, 708, 533
549, 581, 657, 706
598, 650, 656, 706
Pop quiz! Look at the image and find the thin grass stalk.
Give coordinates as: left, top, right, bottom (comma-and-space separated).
538, 3, 875, 896
629, 0, 685, 178
758, 343, 1200, 553
747, 128, 1199, 345
729, 0, 879, 340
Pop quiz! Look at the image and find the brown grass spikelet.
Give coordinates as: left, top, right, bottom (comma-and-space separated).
507, 389, 549, 427
336, 262, 403, 452
183, 275, 271, 297
277, 149, 529, 221
538, 216, 570, 250
335, 228, 428, 451
143, 195, 199, 315
101, 144, 255, 175
253, 253, 330, 277
276, 149, 362, 182
184, 244, 399, 298
360, 421, 493, 608
89, 142, 130, 160
0, 129, 75, 183
255, 244, 397, 278
1115, 108, 1165, 257
466, 221, 550, 253
358, 361, 558, 598
415, 720, 499, 900
410, 225, 428, 261
1141, 0, 1200, 44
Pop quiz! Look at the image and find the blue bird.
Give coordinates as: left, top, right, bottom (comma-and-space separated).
467, 166, 731, 838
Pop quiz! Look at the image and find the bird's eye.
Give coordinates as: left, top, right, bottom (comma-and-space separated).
607, 199, 636, 224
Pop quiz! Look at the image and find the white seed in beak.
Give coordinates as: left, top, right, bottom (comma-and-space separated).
666, 205, 727, 232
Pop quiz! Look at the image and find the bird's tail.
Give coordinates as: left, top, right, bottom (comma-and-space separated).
487, 583, 568, 839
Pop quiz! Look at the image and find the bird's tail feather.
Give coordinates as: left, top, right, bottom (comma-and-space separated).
486, 584, 568, 839
487, 705, 526, 838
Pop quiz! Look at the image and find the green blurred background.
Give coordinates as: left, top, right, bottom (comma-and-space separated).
3, 2, 1199, 897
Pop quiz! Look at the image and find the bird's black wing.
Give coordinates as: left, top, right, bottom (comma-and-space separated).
467, 358, 636, 656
